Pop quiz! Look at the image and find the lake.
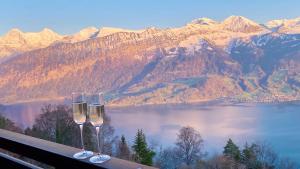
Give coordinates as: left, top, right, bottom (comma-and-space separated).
1, 101, 300, 163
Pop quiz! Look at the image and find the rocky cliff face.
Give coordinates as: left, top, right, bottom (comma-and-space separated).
0, 16, 299, 105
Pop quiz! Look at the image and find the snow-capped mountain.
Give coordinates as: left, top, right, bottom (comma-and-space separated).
189, 17, 218, 25
97, 27, 144, 37
60, 27, 99, 43
266, 19, 286, 28
59, 27, 145, 43
0, 16, 299, 104
1, 15, 296, 60
266, 17, 300, 34
221, 16, 266, 33
0, 28, 63, 58
0, 27, 145, 59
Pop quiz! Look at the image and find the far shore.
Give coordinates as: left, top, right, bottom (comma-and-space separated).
1, 97, 300, 109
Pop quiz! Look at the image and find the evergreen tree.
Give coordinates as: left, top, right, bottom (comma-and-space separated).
116, 135, 131, 160
132, 129, 155, 166
223, 138, 241, 162
241, 143, 261, 168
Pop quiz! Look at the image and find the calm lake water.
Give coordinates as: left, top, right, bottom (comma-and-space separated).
1, 102, 300, 162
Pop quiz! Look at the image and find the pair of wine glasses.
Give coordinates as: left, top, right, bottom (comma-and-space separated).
72, 92, 110, 163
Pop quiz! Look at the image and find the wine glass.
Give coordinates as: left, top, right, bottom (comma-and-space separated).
88, 92, 111, 163
72, 92, 93, 159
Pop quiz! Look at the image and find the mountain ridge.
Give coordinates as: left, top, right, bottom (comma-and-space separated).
1, 16, 299, 59
0, 16, 299, 105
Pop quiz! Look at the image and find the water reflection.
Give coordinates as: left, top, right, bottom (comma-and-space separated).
1, 102, 300, 162
107, 103, 300, 161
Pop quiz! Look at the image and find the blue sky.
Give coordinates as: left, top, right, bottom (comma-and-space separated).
0, 0, 299, 35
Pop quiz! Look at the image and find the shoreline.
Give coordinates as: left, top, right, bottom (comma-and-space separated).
1, 97, 300, 108
107, 98, 300, 108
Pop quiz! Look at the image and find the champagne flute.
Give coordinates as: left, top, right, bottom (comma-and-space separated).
72, 92, 93, 159
88, 92, 111, 163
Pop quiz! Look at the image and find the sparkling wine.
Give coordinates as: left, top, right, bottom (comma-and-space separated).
89, 104, 104, 126
72, 102, 87, 124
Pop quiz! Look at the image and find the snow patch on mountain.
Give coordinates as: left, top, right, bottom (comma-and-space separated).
189, 17, 218, 25
178, 36, 214, 55
266, 17, 300, 34
98, 27, 144, 37
60, 27, 99, 43
221, 16, 265, 33
266, 19, 286, 28
226, 38, 249, 53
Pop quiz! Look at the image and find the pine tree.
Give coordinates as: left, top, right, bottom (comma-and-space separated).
116, 135, 131, 160
132, 129, 155, 166
223, 138, 241, 162
241, 143, 261, 168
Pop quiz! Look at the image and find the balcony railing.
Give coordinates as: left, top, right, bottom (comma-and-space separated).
0, 129, 157, 169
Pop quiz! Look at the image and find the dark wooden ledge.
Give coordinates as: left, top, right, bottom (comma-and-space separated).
0, 129, 157, 169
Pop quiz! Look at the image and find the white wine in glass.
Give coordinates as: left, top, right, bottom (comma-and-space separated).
88, 93, 111, 163
72, 92, 93, 159
89, 104, 104, 126
73, 102, 88, 124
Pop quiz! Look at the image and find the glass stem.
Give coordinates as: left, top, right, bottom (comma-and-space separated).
96, 126, 101, 155
79, 124, 85, 151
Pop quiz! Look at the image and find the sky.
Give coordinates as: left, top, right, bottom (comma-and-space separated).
0, 0, 299, 35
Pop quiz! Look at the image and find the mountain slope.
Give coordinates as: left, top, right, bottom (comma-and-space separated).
0, 16, 299, 105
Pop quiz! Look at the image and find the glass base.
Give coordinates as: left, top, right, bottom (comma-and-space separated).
89, 154, 111, 163
73, 150, 93, 159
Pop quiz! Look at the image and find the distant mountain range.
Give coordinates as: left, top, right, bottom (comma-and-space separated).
0, 16, 299, 105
